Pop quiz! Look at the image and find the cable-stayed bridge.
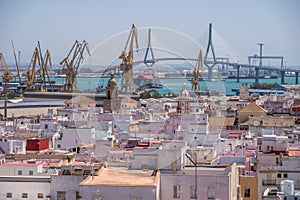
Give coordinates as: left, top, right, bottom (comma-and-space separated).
102, 23, 300, 84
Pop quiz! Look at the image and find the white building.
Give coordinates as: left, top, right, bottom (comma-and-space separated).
160, 163, 240, 200
0, 137, 26, 154
61, 127, 96, 150
256, 151, 300, 200
0, 160, 51, 200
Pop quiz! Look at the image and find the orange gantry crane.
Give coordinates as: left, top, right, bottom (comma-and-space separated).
22, 42, 54, 91
0, 52, 13, 121
191, 50, 202, 93
22, 46, 41, 90
119, 24, 139, 93
60, 40, 90, 91
0, 52, 13, 83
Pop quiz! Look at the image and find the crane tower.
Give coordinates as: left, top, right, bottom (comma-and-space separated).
119, 24, 139, 93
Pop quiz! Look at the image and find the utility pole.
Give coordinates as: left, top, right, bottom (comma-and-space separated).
185, 153, 198, 199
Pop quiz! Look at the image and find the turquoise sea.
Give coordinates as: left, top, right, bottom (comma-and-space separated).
52, 76, 298, 96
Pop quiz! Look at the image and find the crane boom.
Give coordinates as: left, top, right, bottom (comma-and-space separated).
191, 50, 202, 92
23, 46, 41, 90
0, 53, 12, 121
41, 49, 53, 92
0, 53, 13, 83
11, 40, 22, 84
119, 24, 139, 93
60, 40, 90, 91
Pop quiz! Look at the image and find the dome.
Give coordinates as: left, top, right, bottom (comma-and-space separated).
108, 78, 117, 86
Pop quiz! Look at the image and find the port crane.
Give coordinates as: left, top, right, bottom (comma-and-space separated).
22, 43, 53, 91
60, 40, 90, 91
0, 52, 13, 121
191, 50, 202, 92
38, 49, 54, 92
22, 47, 40, 90
119, 24, 139, 93
0, 53, 13, 83
11, 40, 22, 85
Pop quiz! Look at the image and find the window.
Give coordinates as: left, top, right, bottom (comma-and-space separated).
22, 193, 28, 198
277, 173, 282, 178
283, 173, 288, 178
190, 185, 197, 199
76, 191, 81, 200
6, 193, 12, 198
29, 171, 33, 175
18, 170, 22, 175
244, 188, 250, 198
207, 186, 215, 199
57, 191, 66, 200
37, 193, 43, 198
45, 124, 48, 129
173, 185, 181, 198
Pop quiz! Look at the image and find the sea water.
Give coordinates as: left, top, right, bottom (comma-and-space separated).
52, 76, 297, 96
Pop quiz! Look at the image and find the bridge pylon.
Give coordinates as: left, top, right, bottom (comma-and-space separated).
144, 28, 155, 67
204, 23, 217, 81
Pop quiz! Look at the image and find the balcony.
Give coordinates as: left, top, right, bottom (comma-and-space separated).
262, 179, 277, 186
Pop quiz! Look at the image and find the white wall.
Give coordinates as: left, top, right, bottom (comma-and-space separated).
61, 128, 96, 150
50, 175, 84, 200
0, 179, 50, 200
79, 185, 158, 200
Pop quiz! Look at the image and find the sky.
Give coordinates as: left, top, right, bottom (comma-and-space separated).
1, 0, 300, 68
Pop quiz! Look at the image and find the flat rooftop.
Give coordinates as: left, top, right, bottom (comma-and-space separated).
80, 167, 158, 187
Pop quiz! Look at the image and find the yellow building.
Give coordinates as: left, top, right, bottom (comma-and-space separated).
239, 175, 258, 200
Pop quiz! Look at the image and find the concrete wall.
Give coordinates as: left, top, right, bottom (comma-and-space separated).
79, 185, 158, 200
160, 171, 230, 200
0, 180, 50, 200
0, 164, 48, 176
95, 140, 112, 161
61, 127, 96, 150
0, 139, 26, 154
50, 175, 84, 200
131, 147, 159, 170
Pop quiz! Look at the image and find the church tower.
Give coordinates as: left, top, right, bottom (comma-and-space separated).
106, 73, 118, 99
103, 73, 121, 112
177, 82, 191, 115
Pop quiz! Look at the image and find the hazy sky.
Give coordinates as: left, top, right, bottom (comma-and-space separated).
1, 0, 299, 67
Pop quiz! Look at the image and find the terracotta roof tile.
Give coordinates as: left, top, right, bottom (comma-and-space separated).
64, 95, 97, 105
237, 102, 268, 114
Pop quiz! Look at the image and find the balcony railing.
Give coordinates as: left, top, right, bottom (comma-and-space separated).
262, 179, 277, 186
